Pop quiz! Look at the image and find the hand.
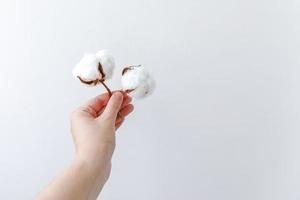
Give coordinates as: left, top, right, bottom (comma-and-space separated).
70, 91, 134, 178
36, 92, 134, 200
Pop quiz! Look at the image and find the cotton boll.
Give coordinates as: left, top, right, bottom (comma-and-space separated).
121, 65, 155, 99
96, 50, 115, 80
121, 66, 148, 90
72, 54, 100, 85
130, 76, 156, 99
72, 50, 116, 86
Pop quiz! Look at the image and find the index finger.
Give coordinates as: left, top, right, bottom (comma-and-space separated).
82, 93, 110, 114
82, 91, 131, 115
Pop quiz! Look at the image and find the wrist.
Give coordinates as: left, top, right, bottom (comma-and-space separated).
73, 154, 111, 176
75, 144, 114, 168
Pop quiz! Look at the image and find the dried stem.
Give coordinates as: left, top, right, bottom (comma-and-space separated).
124, 89, 134, 94
100, 81, 112, 96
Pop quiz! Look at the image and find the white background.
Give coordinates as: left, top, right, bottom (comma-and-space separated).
0, 0, 299, 199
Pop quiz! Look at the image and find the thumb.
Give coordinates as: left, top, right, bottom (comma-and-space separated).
101, 92, 123, 123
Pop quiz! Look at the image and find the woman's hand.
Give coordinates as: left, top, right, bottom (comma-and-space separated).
36, 92, 134, 200
71, 91, 134, 174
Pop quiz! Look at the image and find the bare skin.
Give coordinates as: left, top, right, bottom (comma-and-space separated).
36, 91, 134, 200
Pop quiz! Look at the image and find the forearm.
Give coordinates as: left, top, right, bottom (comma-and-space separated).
36, 157, 109, 200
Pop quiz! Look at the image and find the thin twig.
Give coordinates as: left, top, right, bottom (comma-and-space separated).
100, 81, 112, 96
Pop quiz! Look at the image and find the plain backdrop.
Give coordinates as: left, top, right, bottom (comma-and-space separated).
0, 0, 299, 199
